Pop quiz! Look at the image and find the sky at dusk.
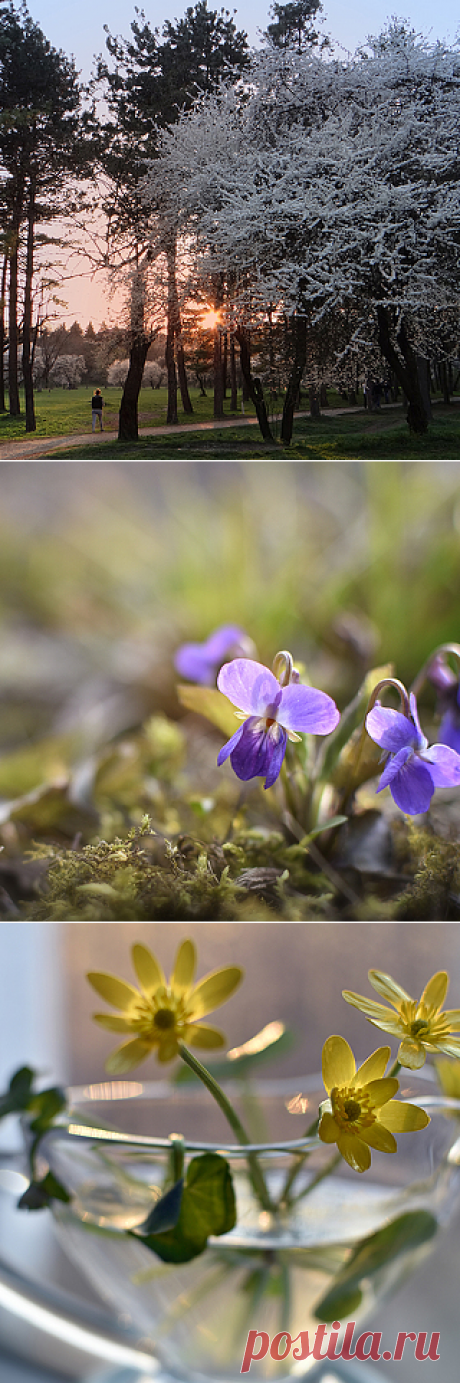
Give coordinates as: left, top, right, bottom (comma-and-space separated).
23, 0, 460, 328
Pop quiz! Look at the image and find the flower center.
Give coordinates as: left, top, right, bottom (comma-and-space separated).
410, 1018, 430, 1037
153, 1008, 177, 1030
332, 1084, 376, 1130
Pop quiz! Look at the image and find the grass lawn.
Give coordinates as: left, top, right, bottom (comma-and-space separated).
0, 384, 251, 440
51, 403, 460, 460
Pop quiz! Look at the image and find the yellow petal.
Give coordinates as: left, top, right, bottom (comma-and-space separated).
430, 1036, 460, 1057
318, 1111, 339, 1144
380, 1100, 430, 1132
189, 966, 243, 1019
171, 939, 196, 993
364, 1077, 399, 1108
342, 991, 403, 1032
87, 971, 140, 1011
367, 970, 412, 1010
93, 1013, 133, 1032
337, 1131, 371, 1173
443, 1010, 460, 1028
156, 1035, 180, 1063
131, 944, 165, 992
352, 1047, 391, 1087
186, 1023, 226, 1049
397, 1039, 426, 1069
418, 971, 448, 1018
105, 1039, 151, 1074
358, 1121, 397, 1154
322, 1035, 355, 1094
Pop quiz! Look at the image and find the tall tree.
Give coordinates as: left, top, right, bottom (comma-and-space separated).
163, 29, 460, 437
96, 1, 250, 441
264, 0, 325, 52
0, 1, 89, 429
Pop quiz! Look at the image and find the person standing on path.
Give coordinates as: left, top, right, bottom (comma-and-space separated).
91, 389, 104, 431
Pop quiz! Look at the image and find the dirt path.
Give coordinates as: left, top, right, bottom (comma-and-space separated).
0, 405, 383, 460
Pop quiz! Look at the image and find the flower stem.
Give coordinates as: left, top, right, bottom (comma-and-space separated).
279, 1115, 319, 1201
388, 1059, 402, 1080
289, 1150, 342, 1206
177, 1043, 274, 1212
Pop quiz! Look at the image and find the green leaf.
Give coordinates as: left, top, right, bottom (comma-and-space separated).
131, 1153, 236, 1263
18, 1171, 71, 1211
137, 1179, 184, 1235
177, 684, 239, 737
0, 1066, 35, 1118
29, 1086, 67, 1133
314, 1210, 438, 1322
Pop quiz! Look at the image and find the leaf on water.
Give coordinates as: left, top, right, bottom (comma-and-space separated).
314, 1209, 438, 1322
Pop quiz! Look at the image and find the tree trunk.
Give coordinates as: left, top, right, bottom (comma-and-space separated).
230, 336, 238, 411
309, 384, 321, 417
0, 253, 7, 412
166, 234, 193, 415
320, 381, 328, 408
222, 331, 228, 398
22, 177, 36, 432
118, 335, 150, 440
376, 306, 429, 434
281, 315, 307, 443
177, 340, 193, 413
8, 233, 21, 416
213, 326, 224, 419
235, 326, 273, 441
165, 325, 178, 424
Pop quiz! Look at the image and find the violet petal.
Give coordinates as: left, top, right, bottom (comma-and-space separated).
389, 757, 434, 814
408, 693, 428, 749
277, 684, 340, 734
437, 709, 460, 755
422, 743, 460, 787
366, 704, 418, 753
174, 643, 216, 684
217, 659, 280, 715
377, 745, 413, 791
217, 723, 245, 766
229, 718, 287, 787
205, 625, 251, 660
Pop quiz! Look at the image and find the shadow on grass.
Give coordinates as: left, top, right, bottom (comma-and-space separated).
51, 406, 460, 460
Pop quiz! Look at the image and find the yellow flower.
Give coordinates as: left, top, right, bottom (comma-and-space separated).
342, 970, 460, 1070
318, 1035, 429, 1173
87, 940, 243, 1073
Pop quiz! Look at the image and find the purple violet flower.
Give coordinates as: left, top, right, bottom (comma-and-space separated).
174, 625, 254, 686
366, 691, 460, 814
216, 658, 340, 789
427, 654, 460, 755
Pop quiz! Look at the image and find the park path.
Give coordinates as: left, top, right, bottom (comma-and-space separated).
0, 405, 375, 460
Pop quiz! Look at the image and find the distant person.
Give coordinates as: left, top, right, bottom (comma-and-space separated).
91, 388, 104, 432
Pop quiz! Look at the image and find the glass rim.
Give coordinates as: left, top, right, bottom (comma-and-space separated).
38, 1075, 460, 1159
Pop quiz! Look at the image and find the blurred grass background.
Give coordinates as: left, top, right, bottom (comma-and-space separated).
0, 459, 460, 813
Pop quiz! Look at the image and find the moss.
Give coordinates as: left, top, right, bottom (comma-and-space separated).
18, 811, 460, 923
393, 824, 460, 920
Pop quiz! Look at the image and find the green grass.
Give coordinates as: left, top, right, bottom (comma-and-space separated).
0, 384, 252, 440
50, 404, 460, 460
0, 382, 397, 444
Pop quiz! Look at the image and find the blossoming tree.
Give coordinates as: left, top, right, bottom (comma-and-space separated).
146, 23, 460, 438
